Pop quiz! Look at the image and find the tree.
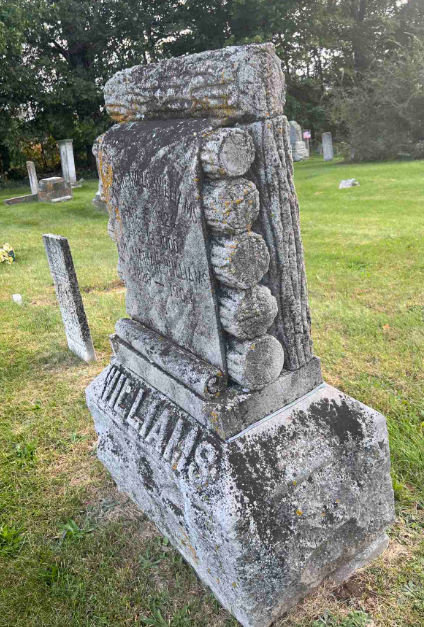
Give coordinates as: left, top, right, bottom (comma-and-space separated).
330, 37, 424, 160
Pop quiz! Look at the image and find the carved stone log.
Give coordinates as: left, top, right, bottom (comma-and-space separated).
246, 115, 313, 370
218, 285, 278, 339
201, 128, 255, 179
226, 335, 284, 390
104, 43, 285, 124
203, 178, 259, 234
211, 232, 269, 289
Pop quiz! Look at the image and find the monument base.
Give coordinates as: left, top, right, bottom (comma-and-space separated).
86, 364, 395, 627
92, 192, 108, 213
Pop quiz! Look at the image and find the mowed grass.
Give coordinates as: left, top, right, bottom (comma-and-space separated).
0, 162, 423, 627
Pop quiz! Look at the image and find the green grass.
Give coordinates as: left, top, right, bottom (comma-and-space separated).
0, 164, 423, 627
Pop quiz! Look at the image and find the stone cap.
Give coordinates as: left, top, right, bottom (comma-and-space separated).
57, 139, 73, 144
104, 43, 285, 124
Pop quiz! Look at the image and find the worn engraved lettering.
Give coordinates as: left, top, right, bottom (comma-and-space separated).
99, 367, 217, 474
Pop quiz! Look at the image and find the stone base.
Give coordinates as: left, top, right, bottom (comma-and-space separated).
38, 177, 72, 202
290, 141, 309, 161
86, 364, 395, 627
3, 193, 38, 206
92, 192, 108, 213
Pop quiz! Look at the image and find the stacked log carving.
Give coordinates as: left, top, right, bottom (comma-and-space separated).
201, 128, 284, 391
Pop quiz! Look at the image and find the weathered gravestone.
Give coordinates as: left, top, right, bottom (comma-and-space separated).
57, 139, 81, 187
322, 132, 334, 161
38, 177, 72, 203
86, 44, 394, 627
26, 161, 39, 194
289, 120, 309, 161
43, 234, 96, 362
91, 137, 108, 213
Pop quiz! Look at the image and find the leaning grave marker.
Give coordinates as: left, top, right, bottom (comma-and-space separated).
86, 44, 394, 627
43, 234, 96, 362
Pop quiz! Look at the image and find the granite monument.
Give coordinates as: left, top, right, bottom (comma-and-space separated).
86, 44, 394, 627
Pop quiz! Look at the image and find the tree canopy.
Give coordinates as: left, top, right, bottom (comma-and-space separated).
1, 0, 423, 176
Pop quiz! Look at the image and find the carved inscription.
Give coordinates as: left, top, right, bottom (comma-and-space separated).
100, 365, 221, 478
102, 119, 226, 370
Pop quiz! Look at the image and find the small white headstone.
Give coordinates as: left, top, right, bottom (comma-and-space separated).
339, 179, 359, 189
26, 161, 39, 194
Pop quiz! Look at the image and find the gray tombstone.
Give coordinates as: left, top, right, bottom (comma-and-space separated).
38, 177, 72, 203
289, 120, 309, 161
322, 131, 334, 161
85, 44, 394, 627
57, 139, 78, 187
26, 161, 39, 194
91, 137, 108, 213
43, 234, 96, 362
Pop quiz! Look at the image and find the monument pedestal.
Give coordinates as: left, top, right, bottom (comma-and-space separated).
87, 364, 394, 627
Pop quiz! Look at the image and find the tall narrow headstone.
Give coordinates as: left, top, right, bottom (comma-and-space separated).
85, 44, 394, 627
91, 137, 108, 213
57, 139, 77, 187
26, 161, 39, 194
43, 234, 96, 362
289, 121, 309, 161
322, 131, 334, 161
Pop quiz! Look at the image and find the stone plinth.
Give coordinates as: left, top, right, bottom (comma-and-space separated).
43, 234, 96, 362
26, 161, 39, 194
3, 194, 38, 206
57, 139, 78, 187
322, 132, 334, 161
38, 177, 72, 203
289, 121, 309, 161
86, 43, 394, 627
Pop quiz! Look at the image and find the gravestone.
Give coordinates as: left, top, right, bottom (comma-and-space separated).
57, 139, 80, 187
91, 137, 108, 213
26, 161, 39, 194
339, 179, 359, 189
43, 234, 96, 362
322, 131, 334, 161
38, 177, 72, 203
86, 44, 394, 627
3, 193, 38, 206
289, 120, 309, 161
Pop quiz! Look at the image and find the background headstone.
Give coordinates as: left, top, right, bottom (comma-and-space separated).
3, 194, 38, 206
26, 161, 39, 194
91, 137, 108, 213
57, 139, 78, 187
289, 120, 309, 161
37, 177, 72, 203
339, 179, 359, 189
86, 43, 394, 627
322, 131, 334, 161
43, 234, 96, 362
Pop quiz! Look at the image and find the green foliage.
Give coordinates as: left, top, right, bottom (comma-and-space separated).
0, 524, 25, 557
331, 38, 424, 161
58, 519, 94, 543
313, 610, 371, 627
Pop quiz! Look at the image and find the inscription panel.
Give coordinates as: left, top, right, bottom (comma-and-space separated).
100, 119, 225, 370
100, 364, 221, 479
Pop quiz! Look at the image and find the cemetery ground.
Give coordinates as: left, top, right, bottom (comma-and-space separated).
0, 157, 423, 627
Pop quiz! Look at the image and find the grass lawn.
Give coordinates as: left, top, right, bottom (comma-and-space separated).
0, 159, 423, 627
